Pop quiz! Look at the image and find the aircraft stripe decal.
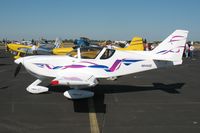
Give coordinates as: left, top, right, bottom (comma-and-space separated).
34, 59, 143, 72
88, 65, 109, 69
169, 35, 184, 43
109, 60, 121, 72
156, 46, 185, 55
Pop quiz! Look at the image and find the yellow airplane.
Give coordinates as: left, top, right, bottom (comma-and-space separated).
6, 38, 61, 59
52, 47, 74, 55
6, 43, 33, 59
115, 36, 144, 51
53, 37, 144, 55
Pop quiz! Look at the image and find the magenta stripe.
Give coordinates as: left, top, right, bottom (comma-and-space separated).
171, 35, 184, 39
109, 60, 121, 72
45, 64, 52, 69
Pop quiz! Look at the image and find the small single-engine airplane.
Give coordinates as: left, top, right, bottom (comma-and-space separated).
14, 30, 188, 99
7, 38, 61, 59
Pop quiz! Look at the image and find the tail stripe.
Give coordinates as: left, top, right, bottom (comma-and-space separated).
169, 35, 185, 43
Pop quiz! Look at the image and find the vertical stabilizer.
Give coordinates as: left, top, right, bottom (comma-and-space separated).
152, 30, 188, 61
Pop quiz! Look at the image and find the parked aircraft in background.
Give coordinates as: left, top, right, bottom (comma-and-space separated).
74, 37, 90, 47
6, 43, 32, 59
53, 36, 145, 55
53, 37, 91, 55
6, 38, 61, 59
52, 46, 74, 55
114, 36, 144, 51
14, 30, 188, 99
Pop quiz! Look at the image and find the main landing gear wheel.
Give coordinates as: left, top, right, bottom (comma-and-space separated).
64, 89, 94, 99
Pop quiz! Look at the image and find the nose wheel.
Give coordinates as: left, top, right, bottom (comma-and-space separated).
26, 79, 49, 94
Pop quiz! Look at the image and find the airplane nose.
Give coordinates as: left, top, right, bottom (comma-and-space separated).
14, 58, 23, 65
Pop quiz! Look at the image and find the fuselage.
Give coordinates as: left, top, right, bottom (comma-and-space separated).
15, 47, 161, 79
13, 30, 187, 99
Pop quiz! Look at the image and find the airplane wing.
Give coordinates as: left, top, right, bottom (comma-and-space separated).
18, 47, 33, 54
50, 73, 99, 99
50, 72, 98, 88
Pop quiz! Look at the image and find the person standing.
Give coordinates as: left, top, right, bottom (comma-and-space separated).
31, 43, 37, 54
185, 43, 189, 58
143, 39, 149, 51
189, 42, 194, 58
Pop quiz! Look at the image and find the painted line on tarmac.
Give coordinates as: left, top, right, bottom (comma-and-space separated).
88, 98, 100, 133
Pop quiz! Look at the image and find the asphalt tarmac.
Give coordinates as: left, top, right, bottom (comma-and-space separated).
0, 49, 200, 133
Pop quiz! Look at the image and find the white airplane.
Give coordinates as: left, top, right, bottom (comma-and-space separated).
14, 30, 188, 99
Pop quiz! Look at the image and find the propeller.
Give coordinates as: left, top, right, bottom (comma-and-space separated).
14, 63, 22, 77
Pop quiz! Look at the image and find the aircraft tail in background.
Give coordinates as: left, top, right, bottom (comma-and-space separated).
116, 36, 144, 51
54, 38, 62, 48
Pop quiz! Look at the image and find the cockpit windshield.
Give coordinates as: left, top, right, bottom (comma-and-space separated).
100, 49, 115, 59
67, 47, 103, 59
80, 47, 103, 59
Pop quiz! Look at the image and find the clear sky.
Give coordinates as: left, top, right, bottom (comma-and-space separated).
0, 0, 200, 41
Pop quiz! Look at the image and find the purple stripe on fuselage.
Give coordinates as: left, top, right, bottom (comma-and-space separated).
109, 60, 122, 72
34, 59, 143, 72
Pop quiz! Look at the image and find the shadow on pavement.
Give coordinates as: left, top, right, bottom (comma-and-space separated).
48, 83, 185, 113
